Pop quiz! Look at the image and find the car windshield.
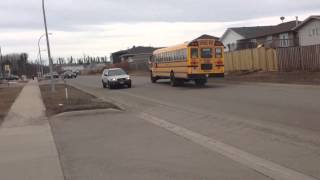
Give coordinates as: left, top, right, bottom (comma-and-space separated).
108, 69, 127, 76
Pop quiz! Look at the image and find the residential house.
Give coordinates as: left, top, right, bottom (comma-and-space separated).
220, 26, 274, 51
293, 15, 320, 46
220, 20, 300, 51
119, 46, 158, 62
110, 50, 128, 64
111, 46, 160, 70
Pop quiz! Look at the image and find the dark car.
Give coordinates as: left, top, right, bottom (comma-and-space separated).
44, 72, 60, 79
6, 75, 19, 81
63, 71, 77, 79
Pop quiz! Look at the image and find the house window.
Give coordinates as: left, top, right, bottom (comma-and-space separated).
250, 39, 257, 48
311, 27, 320, 36
279, 33, 289, 47
266, 36, 273, 47
231, 43, 236, 51
266, 36, 273, 42
227, 44, 231, 51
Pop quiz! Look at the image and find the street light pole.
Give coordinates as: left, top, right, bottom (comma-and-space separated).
42, 0, 55, 92
38, 34, 45, 77
38, 33, 52, 77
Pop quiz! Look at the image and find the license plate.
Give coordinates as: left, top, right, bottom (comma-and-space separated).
120, 81, 124, 84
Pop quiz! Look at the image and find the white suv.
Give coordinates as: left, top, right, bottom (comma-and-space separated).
101, 68, 132, 89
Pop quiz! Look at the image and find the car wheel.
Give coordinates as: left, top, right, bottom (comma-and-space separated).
151, 72, 157, 83
128, 83, 132, 88
108, 82, 113, 89
102, 81, 107, 88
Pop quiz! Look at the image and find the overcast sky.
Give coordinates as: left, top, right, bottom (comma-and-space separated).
0, 0, 319, 62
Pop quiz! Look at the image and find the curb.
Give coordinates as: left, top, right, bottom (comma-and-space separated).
52, 108, 121, 118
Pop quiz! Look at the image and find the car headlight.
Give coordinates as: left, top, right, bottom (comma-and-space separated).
111, 78, 117, 81
126, 77, 131, 80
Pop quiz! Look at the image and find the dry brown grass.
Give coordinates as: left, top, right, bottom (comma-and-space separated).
40, 84, 117, 117
226, 71, 320, 85
0, 86, 23, 124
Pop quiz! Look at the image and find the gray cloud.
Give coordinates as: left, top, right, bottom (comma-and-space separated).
0, 0, 320, 30
0, 0, 319, 59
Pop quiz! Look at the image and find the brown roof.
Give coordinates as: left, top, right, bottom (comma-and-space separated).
252, 21, 300, 38
127, 46, 158, 54
230, 26, 274, 39
224, 20, 300, 40
193, 34, 220, 41
112, 46, 159, 56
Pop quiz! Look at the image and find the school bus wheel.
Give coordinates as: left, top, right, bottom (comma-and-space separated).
195, 78, 207, 86
150, 71, 158, 83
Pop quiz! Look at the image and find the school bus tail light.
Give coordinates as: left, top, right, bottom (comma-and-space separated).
216, 59, 224, 66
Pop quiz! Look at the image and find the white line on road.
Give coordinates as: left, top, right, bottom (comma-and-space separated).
139, 113, 319, 180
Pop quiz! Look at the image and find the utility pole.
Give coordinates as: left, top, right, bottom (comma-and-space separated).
38, 33, 52, 77
38, 34, 45, 77
42, 0, 55, 92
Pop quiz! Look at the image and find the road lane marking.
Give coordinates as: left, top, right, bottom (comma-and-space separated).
70, 82, 320, 150
115, 90, 320, 149
139, 113, 318, 180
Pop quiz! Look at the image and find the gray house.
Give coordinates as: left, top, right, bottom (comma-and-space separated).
293, 15, 320, 46
220, 20, 300, 51
111, 46, 160, 70
110, 50, 128, 64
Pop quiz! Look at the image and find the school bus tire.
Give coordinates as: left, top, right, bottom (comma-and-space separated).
150, 71, 157, 83
195, 79, 207, 86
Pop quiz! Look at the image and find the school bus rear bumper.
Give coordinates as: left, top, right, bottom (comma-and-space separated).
188, 73, 224, 79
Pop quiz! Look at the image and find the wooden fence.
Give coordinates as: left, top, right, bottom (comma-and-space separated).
224, 47, 278, 72
277, 45, 320, 72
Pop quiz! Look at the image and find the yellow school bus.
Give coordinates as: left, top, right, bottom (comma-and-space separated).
150, 38, 224, 86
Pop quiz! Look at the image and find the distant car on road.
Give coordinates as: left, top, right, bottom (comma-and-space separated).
44, 72, 60, 79
63, 71, 77, 79
101, 68, 131, 89
5, 74, 19, 81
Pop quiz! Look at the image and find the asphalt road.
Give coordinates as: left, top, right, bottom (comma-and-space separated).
51, 75, 320, 180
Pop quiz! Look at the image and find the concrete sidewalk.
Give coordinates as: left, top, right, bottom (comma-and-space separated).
0, 80, 64, 180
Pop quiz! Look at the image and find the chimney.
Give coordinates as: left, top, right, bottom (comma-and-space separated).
296, 16, 299, 26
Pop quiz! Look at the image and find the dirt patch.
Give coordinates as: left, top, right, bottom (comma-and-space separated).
0, 86, 23, 124
225, 71, 320, 85
40, 84, 118, 117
